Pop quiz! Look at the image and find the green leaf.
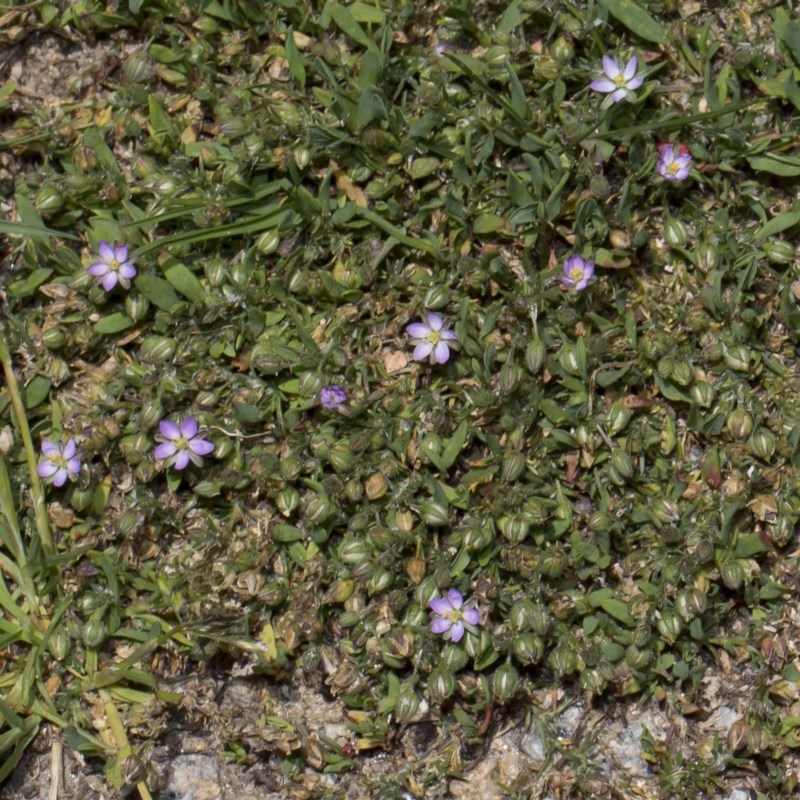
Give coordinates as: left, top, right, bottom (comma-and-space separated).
162, 261, 206, 302
24, 376, 51, 409
775, 8, 800, 66
747, 152, 800, 177
757, 68, 800, 112
134, 275, 181, 311
285, 29, 306, 90
94, 313, 134, 334
754, 209, 800, 241
348, 1, 384, 24
331, 3, 375, 50
733, 532, 768, 558
6, 268, 53, 298
597, 0, 666, 44
271, 524, 302, 542
506, 62, 528, 120
407, 156, 440, 180
472, 213, 505, 234
598, 597, 634, 626
440, 421, 469, 470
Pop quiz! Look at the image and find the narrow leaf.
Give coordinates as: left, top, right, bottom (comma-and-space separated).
598, 0, 666, 44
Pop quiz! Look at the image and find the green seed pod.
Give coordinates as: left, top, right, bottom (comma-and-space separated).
689, 587, 708, 615
610, 448, 634, 480
498, 513, 529, 544
279, 455, 302, 481
606, 401, 631, 436
675, 590, 696, 623
70, 485, 94, 512
580, 668, 607, 695
664, 217, 689, 248
324, 579, 354, 605
763, 239, 796, 265
748, 427, 776, 460
414, 577, 439, 608
35, 184, 64, 214
529, 604, 551, 636
509, 599, 535, 633
498, 361, 523, 394
138, 400, 163, 431
420, 434, 442, 462
492, 661, 520, 704
441, 644, 469, 673
463, 628, 492, 661
525, 338, 546, 374
539, 551, 564, 578
625, 644, 650, 670
326, 442, 352, 473
559, 344, 581, 376
344, 478, 363, 503
403, 602, 427, 627
633, 622, 652, 649
727, 408, 754, 440
656, 611, 682, 645
660, 414, 676, 455
365, 472, 388, 500
671, 361, 694, 387
548, 643, 577, 676
338, 539, 372, 565
82, 616, 107, 649
464, 523, 493, 551
650, 498, 680, 525
690, 381, 715, 409
124, 293, 150, 324
720, 558, 745, 589
423, 286, 449, 310
512, 632, 544, 665
139, 336, 176, 364
395, 684, 421, 722
294, 146, 311, 169
427, 665, 456, 705
48, 629, 71, 661
723, 344, 751, 372
656, 356, 675, 379
551, 36, 574, 63
276, 486, 300, 517
366, 567, 393, 596
695, 241, 717, 272
205, 259, 227, 287
501, 450, 526, 483
417, 500, 449, 527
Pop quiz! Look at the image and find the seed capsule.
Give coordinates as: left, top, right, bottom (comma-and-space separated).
610, 448, 634, 480
498, 514, 529, 544
656, 611, 682, 645
748, 428, 776, 460
501, 450, 526, 483
512, 633, 544, 665
427, 665, 456, 704
82, 617, 107, 649
664, 217, 688, 248
276, 486, 300, 516
690, 381, 715, 409
395, 684, 421, 722
723, 344, 751, 372
726, 408, 754, 440
525, 338, 546, 374
762, 239, 795, 265
492, 661, 520, 704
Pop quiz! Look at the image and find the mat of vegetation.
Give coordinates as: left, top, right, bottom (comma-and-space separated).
1, 1, 800, 798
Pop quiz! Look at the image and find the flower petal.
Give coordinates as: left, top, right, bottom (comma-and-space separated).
101, 272, 119, 292
87, 262, 110, 277
602, 55, 620, 78
67, 457, 82, 474
173, 450, 191, 470
159, 419, 181, 440
445, 587, 464, 609
429, 597, 453, 614
189, 439, 214, 456
413, 342, 433, 362
433, 341, 451, 364
406, 322, 431, 339
180, 417, 199, 439
37, 461, 58, 478
113, 244, 129, 262
41, 440, 59, 456
425, 312, 444, 332
62, 438, 77, 459
449, 621, 465, 643
119, 263, 137, 279
52, 468, 68, 487
610, 88, 627, 103
626, 75, 644, 91
431, 617, 452, 634
98, 241, 114, 261
463, 607, 480, 626
154, 442, 177, 460
590, 78, 617, 93
441, 329, 457, 340
623, 56, 638, 81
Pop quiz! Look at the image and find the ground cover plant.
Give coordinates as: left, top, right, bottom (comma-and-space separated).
1, 0, 800, 797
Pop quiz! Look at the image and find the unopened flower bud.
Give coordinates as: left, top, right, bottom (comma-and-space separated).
726, 408, 754, 440
525, 338, 546, 374
492, 661, 520, 704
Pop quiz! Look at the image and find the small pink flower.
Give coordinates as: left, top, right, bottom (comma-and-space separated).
657, 143, 692, 182
429, 588, 480, 643
561, 255, 594, 292
87, 241, 137, 292
407, 312, 457, 364
37, 438, 81, 487
319, 385, 347, 410
154, 417, 214, 470
590, 55, 644, 104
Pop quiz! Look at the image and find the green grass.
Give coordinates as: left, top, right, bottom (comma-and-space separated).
1, 0, 800, 797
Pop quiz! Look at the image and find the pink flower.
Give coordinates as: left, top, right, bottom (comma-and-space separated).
657, 143, 692, 182
319, 385, 347, 410
154, 417, 214, 470
429, 588, 480, 643
87, 242, 137, 292
37, 438, 81, 487
590, 55, 644, 104
561, 255, 594, 292
407, 312, 457, 364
